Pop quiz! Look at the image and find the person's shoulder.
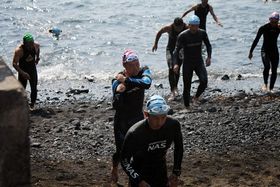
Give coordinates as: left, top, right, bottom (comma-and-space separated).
34, 42, 40, 48
127, 119, 146, 134
14, 44, 23, 53
166, 116, 181, 127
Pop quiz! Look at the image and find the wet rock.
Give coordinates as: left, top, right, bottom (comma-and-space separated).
55, 172, 78, 181
154, 83, 163, 89
74, 108, 87, 113
221, 74, 230, 80
236, 74, 243, 80
207, 107, 217, 113
31, 142, 42, 148
84, 75, 96, 82
66, 88, 89, 95
210, 88, 222, 93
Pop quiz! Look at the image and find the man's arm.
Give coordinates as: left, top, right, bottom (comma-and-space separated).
181, 5, 197, 18
121, 132, 144, 185
152, 26, 171, 52
35, 43, 40, 64
172, 121, 183, 177
249, 26, 264, 59
203, 32, 212, 66
12, 47, 30, 80
209, 5, 222, 27
124, 68, 152, 89
172, 33, 184, 74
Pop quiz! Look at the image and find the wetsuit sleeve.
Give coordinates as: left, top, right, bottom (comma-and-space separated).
112, 79, 121, 94
203, 32, 212, 58
121, 131, 143, 185
173, 34, 184, 66
172, 121, 183, 176
124, 68, 152, 89
249, 26, 264, 54
112, 78, 124, 109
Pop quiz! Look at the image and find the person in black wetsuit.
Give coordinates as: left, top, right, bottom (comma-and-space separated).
121, 95, 183, 187
249, 12, 280, 93
181, 0, 222, 31
173, 15, 212, 110
12, 33, 40, 110
111, 49, 152, 184
152, 18, 188, 101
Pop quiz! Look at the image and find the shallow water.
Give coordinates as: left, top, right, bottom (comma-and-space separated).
1, 0, 279, 98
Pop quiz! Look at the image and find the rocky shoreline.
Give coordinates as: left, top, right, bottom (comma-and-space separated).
30, 91, 280, 186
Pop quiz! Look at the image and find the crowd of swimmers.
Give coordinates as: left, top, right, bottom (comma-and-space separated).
11, 0, 279, 186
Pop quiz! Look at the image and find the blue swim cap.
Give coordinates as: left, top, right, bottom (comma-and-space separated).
146, 95, 170, 115
188, 15, 200, 25
49, 27, 62, 36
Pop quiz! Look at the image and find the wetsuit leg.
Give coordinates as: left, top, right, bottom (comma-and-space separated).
182, 64, 193, 107
269, 52, 279, 90
18, 74, 27, 89
261, 51, 270, 86
28, 67, 38, 104
167, 50, 179, 92
112, 115, 126, 166
194, 61, 208, 98
113, 114, 144, 166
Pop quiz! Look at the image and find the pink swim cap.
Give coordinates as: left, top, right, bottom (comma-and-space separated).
122, 49, 139, 64
269, 12, 279, 21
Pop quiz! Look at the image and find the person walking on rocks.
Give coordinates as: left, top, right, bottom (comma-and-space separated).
181, 0, 222, 31
152, 17, 188, 101
12, 33, 40, 110
121, 95, 183, 187
249, 12, 280, 93
111, 49, 152, 184
173, 15, 212, 110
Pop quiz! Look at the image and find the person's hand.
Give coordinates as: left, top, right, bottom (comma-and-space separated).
217, 22, 223, 27
152, 44, 157, 52
205, 57, 211, 67
22, 72, 30, 80
168, 174, 179, 187
116, 83, 126, 93
115, 73, 126, 83
138, 180, 151, 187
248, 52, 253, 60
173, 64, 180, 74
35, 58, 40, 65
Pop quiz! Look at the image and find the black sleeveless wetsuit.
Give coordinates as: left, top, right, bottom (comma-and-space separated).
250, 23, 280, 90
111, 67, 152, 165
166, 24, 187, 92
194, 3, 210, 30
173, 29, 212, 107
18, 45, 38, 104
121, 117, 183, 187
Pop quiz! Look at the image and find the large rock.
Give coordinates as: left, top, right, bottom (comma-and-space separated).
0, 58, 30, 187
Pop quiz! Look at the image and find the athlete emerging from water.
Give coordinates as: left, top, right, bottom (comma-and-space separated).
121, 95, 183, 187
181, 0, 222, 31
173, 15, 212, 110
152, 18, 188, 101
111, 49, 152, 184
12, 33, 40, 110
249, 12, 280, 93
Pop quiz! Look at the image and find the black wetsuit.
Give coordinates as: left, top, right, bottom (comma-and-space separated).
173, 29, 212, 107
166, 24, 187, 92
250, 23, 280, 90
121, 117, 183, 187
18, 44, 38, 105
194, 3, 210, 30
111, 67, 152, 166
